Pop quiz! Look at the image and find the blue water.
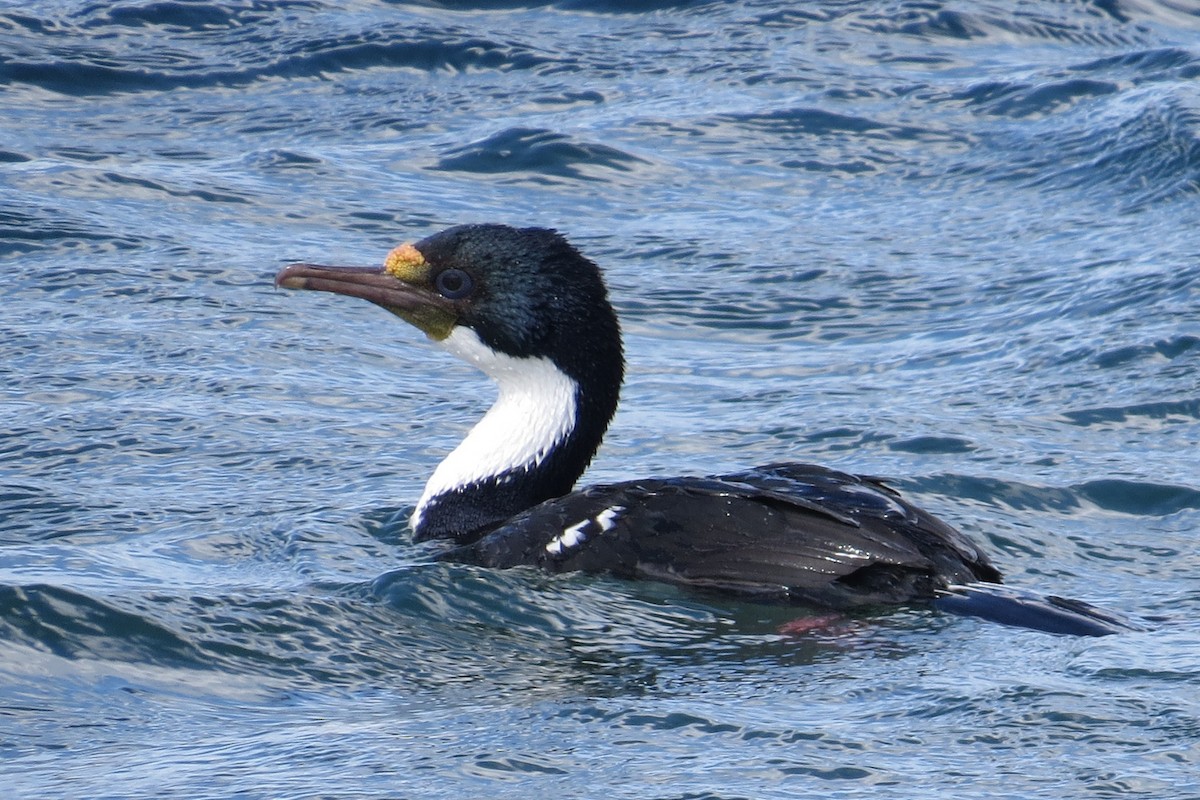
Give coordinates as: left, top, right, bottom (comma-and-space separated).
3, 1, 1200, 797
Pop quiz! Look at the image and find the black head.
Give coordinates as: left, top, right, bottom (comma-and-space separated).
276, 224, 624, 391
275, 224, 627, 542
415, 225, 622, 377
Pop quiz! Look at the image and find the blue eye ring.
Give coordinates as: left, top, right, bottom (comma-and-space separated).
435, 268, 473, 300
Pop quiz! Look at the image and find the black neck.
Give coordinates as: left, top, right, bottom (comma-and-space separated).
415, 342, 623, 545
412, 394, 610, 544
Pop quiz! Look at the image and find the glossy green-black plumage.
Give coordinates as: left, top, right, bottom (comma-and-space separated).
280, 224, 1140, 635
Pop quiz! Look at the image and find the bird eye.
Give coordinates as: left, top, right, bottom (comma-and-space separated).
434, 268, 473, 300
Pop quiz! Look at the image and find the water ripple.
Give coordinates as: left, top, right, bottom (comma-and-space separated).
1062, 396, 1200, 428
915, 473, 1200, 518
432, 127, 649, 183
0, 18, 559, 96
0, 583, 205, 666
2, 1, 1199, 797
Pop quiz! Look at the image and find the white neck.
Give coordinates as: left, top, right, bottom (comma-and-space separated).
412, 327, 579, 530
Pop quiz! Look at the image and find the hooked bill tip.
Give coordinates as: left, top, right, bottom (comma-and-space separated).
275, 263, 353, 290
275, 264, 310, 290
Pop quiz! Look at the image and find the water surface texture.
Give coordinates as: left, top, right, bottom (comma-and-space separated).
3, 1, 1200, 798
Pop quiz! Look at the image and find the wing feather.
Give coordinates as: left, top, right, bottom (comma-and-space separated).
449, 464, 1000, 607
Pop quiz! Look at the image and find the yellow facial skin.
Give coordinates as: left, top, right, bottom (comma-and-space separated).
384, 243, 429, 281
382, 243, 458, 341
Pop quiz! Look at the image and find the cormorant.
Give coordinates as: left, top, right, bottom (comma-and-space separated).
275, 223, 1137, 636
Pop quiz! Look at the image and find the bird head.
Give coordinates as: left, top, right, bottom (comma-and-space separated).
275, 224, 621, 382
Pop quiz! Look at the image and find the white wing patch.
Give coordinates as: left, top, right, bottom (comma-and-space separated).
595, 505, 623, 532
545, 505, 625, 556
545, 519, 589, 556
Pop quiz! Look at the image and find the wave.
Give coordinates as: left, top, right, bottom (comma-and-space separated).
949, 47, 1200, 208
850, 4, 1159, 48
0, 14, 558, 96
916, 473, 1200, 517
431, 127, 649, 183
1062, 396, 1200, 427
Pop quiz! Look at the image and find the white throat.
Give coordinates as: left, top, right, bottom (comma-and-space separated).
412, 327, 579, 529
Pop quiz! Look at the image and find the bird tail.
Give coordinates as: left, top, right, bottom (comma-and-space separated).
933, 582, 1147, 637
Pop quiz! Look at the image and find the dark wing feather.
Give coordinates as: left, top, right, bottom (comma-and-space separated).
446, 463, 1001, 608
